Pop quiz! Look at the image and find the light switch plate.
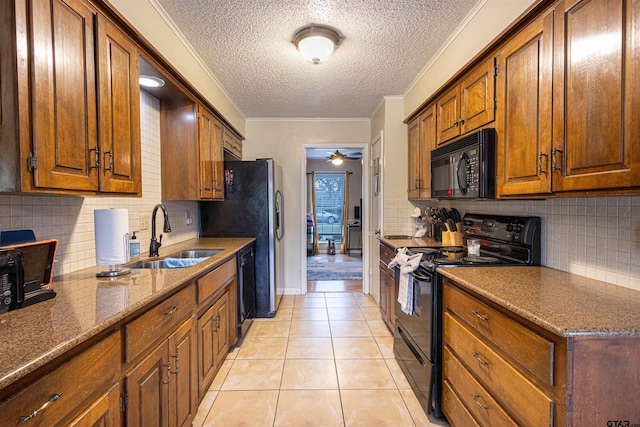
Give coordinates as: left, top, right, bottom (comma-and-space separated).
140, 215, 150, 231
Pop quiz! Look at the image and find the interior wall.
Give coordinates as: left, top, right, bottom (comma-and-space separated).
0, 91, 199, 276
243, 119, 370, 294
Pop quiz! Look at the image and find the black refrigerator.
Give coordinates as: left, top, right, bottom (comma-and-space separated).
200, 159, 284, 318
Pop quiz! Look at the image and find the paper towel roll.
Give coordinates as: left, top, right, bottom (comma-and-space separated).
94, 209, 130, 265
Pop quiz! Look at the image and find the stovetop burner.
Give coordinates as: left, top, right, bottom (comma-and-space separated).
431, 257, 461, 265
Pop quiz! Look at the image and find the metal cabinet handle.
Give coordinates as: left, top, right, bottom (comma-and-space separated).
453, 120, 459, 127
171, 354, 179, 375
472, 310, 488, 321
164, 306, 179, 316
538, 152, 548, 175
104, 151, 114, 172
552, 148, 563, 172
215, 315, 221, 331
460, 119, 465, 125
90, 147, 100, 170
20, 392, 64, 422
472, 351, 489, 366
163, 363, 171, 384
471, 394, 489, 411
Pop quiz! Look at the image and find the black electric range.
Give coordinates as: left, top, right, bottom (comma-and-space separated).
393, 213, 541, 420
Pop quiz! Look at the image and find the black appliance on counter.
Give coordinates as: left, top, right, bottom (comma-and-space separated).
393, 213, 541, 420
200, 159, 284, 318
431, 128, 495, 199
236, 243, 256, 339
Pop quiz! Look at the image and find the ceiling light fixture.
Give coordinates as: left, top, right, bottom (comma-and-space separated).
329, 150, 346, 165
292, 24, 343, 64
139, 75, 165, 88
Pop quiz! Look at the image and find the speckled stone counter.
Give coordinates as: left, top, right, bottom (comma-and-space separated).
0, 237, 254, 390
379, 236, 447, 249
438, 266, 640, 337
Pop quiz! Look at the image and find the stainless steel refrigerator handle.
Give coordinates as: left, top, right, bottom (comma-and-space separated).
275, 189, 284, 241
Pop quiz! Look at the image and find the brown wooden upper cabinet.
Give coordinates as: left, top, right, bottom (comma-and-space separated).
436, 57, 496, 146
198, 106, 225, 200
408, 104, 436, 199
551, 0, 640, 192
0, 0, 141, 195
495, 6, 554, 196
223, 126, 243, 160
496, 0, 639, 197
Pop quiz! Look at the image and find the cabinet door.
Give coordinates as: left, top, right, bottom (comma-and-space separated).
126, 340, 170, 427
407, 117, 421, 199
198, 107, 224, 200
436, 85, 461, 145
30, 0, 99, 191
169, 318, 197, 427
97, 16, 141, 194
197, 299, 217, 397
212, 292, 230, 370
495, 9, 554, 196
211, 118, 225, 199
460, 58, 495, 134
418, 104, 436, 199
552, 0, 640, 191
68, 383, 122, 427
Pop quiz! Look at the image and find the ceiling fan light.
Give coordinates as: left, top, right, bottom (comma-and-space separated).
331, 157, 344, 165
293, 24, 343, 64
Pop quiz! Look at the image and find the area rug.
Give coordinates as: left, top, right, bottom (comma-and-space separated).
307, 258, 363, 281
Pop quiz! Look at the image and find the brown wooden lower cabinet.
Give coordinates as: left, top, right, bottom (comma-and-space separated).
0, 332, 121, 426
378, 243, 396, 330
443, 278, 640, 426
169, 317, 197, 427
68, 383, 122, 427
197, 290, 231, 398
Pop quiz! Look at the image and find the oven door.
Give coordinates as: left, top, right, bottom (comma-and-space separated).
394, 268, 435, 360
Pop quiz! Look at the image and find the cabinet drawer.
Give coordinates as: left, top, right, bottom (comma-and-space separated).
445, 284, 554, 386
379, 244, 394, 265
444, 346, 516, 427
444, 312, 553, 427
197, 258, 236, 304
0, 333, 120, 426
125, 284, 195, 362
442, 380, 481, 427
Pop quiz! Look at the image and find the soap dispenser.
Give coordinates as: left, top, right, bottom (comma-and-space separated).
129, 231, 140, 259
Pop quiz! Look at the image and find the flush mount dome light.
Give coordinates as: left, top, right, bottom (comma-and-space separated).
292, 24, 343, 64
139, 75, 165, 88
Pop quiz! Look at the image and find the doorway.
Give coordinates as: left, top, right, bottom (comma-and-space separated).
302, 145, 369, 294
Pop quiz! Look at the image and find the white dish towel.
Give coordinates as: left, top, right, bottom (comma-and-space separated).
388, 248, 422, 315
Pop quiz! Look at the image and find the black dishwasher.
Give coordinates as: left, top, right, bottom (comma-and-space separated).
237, 244, 256, 340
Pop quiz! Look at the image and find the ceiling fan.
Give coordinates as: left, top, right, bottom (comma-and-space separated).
327, 150, 361, 165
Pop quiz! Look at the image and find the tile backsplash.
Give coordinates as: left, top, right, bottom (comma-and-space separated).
0, 91, 198, 277
385, 196, 640, 292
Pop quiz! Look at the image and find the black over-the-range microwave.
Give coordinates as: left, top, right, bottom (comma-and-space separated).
430, 128, 496, 199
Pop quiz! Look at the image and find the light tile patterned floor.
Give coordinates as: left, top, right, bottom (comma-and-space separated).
193, 293, 445, 427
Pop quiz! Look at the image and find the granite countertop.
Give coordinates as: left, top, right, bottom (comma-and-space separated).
379, 236, 447, 249
438, 266, 640, 337
0, 237, 254, 390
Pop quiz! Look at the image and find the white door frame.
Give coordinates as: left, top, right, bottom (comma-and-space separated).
300, 143, 371, 295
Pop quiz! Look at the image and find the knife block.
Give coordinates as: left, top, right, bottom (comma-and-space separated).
442, 231, 463, 246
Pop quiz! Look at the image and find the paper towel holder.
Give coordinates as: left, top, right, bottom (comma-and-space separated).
96, 264, 131, 278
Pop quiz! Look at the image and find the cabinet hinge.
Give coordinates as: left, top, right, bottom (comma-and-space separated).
27, 153, 37, 172
494, 65, 499, 76
120, 391, 128, 412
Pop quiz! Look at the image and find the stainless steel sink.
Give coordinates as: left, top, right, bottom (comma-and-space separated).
131, 249, 222, 269
170, 249, 223, 259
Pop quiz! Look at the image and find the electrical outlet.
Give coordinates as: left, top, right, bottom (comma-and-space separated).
140, 215, 150, 231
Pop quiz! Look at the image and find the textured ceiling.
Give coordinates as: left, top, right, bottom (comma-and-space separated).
153, 0, 481, 118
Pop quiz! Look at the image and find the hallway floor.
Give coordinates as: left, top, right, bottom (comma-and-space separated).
192, 293, 443, 426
